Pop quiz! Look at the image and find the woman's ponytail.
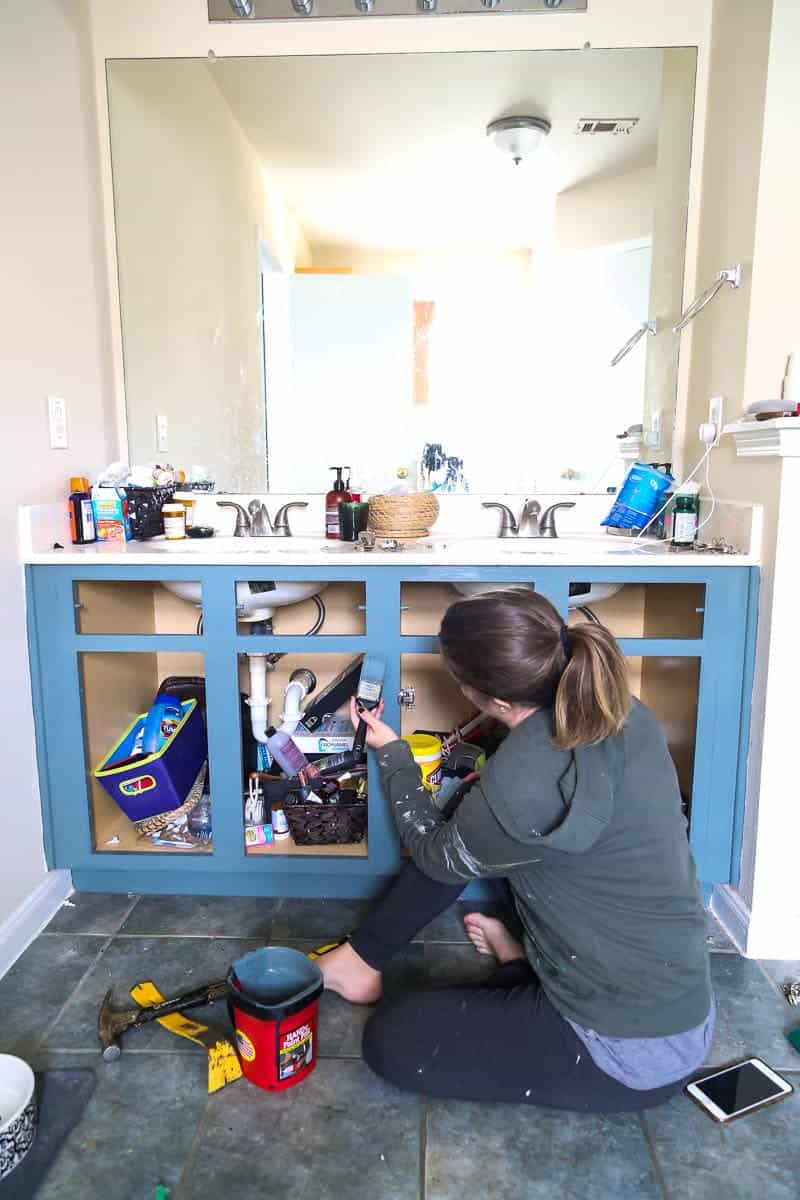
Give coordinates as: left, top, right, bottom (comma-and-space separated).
439, 587, 631, 750
553, 621, 631, 750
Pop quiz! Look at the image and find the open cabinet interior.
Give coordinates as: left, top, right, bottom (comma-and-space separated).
399, 650, 701, 826
76, 579, 202, 635
80, 650, 211, 854
400, 580, 705, 640
237, 651, 368, 859
75, 578, 368, 637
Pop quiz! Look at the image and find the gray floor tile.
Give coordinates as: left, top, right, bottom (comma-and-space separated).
757, 958, 800, 999
118, 893, 279, 938
43, 891, 139, 935
45, 935, 261, 1053
427, 1100, 661, 1200
182, 1058, 420, 1200
31, 1051, 209, 1200
709, 954, 796, 1070
705, 910, 738, 953
0, 935, 107, 1058
643, 1078, 800, 1200
271, 898, 371, 941
421, 942, 499, 987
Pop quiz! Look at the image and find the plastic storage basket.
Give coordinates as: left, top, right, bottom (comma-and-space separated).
125, 484, 177, 540
93, 699, 207, 823
284, 798, 367, 846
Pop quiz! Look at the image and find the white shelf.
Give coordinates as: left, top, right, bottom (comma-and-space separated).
724, 417, 800, 458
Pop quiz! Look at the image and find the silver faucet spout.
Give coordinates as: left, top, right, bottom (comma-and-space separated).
248, 499, 274, 537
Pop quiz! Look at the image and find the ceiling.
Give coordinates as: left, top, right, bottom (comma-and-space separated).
208, 48, 678, 254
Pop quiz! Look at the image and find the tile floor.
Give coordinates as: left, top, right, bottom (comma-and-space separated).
1, 892, 799, 1200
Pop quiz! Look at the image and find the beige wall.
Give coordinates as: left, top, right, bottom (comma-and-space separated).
684, 0, 800, 956
554, 165, 656, 253
109, 59, 308, 492
644, 48, 697, 465
683, 0, 774, 916
728, 0, 800, 952
0, 1, 116, 923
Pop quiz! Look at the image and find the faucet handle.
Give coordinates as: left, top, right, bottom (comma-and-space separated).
273, 501, 308, 537
216, 500, 250, 537
539, 501, 576, 538
482, 502, 518, 538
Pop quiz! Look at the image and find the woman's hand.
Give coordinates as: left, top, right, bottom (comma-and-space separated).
349, 697, 399, 750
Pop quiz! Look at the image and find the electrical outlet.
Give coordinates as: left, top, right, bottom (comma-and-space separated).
47, 395, 68, 449
644, 408, 662, 450
708, 395, 724, 445
156, 414, 169, 453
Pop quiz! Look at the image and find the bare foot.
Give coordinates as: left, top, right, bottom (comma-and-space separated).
464, 914, 525, 964
318, 942, 383, 1005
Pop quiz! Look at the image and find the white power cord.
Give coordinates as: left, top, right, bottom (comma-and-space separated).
696, 449, 716, 535
634, 441, 715, 539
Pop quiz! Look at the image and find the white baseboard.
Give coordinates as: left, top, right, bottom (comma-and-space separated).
0, 871, 73, 980
711, 883, 751, 955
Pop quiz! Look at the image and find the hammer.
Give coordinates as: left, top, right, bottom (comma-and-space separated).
97, 978, 228, 1061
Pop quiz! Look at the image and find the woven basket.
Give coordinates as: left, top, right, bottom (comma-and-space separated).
285, 800, 367, 846
134, 762, 207, 836
367, 493, 440, 539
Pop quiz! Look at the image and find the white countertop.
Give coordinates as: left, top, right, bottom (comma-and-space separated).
22, 532, 757, 568
19, 498, 760, 568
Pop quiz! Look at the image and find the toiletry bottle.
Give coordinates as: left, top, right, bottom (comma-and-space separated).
68, 477, 96, 545
671, 482, 700, 547
271, 801, 290, 840
162, 501, 186, 540
264, 727, 322, 782
325, 466, 351, 540
347, 468, 361, 503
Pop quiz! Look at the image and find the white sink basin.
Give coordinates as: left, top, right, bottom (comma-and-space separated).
163, 579, 327, 620
452, 580, 624, 610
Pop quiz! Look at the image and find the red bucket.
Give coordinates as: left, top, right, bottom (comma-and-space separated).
227, 947, 324, 1092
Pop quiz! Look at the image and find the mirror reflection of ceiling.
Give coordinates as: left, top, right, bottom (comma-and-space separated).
209, 49, 664, 254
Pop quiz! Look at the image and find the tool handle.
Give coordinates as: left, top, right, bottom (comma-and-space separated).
352, 716, 368, 757
133, 978, 227, 1027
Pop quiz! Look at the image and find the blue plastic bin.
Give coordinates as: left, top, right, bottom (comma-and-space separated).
93, 699, 207, 823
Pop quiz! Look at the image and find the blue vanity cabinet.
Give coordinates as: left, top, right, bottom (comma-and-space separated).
25, 561, 758, 902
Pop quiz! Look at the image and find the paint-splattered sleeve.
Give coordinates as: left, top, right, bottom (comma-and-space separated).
376, 741, 548, 884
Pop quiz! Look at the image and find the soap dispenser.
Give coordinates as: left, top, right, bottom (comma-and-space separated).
325, 466, 351, 540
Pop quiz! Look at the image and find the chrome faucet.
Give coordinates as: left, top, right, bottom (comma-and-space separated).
482, 499, 576, 539
216, 500, 308, 538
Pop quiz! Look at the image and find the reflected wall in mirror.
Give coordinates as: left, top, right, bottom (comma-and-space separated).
108, 48, 696, 495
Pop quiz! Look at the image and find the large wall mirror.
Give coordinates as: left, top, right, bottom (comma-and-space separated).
107, 47, 696, 495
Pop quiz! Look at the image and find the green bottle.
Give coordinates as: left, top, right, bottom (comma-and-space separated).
671, 482, 700, 547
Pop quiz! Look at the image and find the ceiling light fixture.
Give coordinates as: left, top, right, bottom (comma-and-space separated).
227, 0, 254, 13
290, 0, 314, 12
486, 116, 551, 166
355, 0, 374, 9
419, 0, 437, 10
543, 0, 563, 7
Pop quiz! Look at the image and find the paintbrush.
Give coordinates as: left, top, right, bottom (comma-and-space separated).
352, 654, 386, 757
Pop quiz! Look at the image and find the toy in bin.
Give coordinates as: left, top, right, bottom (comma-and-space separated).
94, 693, 207, 824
